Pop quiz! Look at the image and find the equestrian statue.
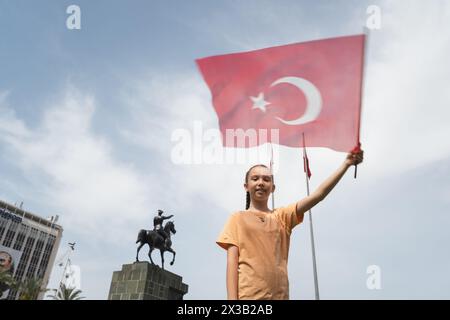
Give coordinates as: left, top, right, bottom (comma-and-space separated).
136, 209, 176, 269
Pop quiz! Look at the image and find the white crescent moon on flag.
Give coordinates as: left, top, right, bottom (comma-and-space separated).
271, 76, 322, 125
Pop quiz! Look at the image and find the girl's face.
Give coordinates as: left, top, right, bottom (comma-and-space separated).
244, 166, 275, 202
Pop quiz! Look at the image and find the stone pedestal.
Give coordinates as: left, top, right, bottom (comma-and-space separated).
108, 262, 188, 300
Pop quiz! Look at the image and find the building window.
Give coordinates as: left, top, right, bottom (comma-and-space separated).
2, 221, 19, 247
13, 224, 29, 251
0, 218, 7, 241
14, 231, 36, 281
26, 231, 47, 278
37, 235, 55, 278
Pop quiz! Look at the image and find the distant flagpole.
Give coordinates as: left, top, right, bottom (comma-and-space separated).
354, 29, 369, 178
270, 143, 275, 211
302, 132, 320, 300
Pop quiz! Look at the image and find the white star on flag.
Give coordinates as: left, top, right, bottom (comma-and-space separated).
250, 92, 270, 112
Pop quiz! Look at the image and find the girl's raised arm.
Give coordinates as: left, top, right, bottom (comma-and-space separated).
295, 150, 364, 216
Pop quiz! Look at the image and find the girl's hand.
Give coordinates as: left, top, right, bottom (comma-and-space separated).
345, 149, 364, 167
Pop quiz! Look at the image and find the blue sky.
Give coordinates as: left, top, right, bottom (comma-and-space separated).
1, 0, 449, 299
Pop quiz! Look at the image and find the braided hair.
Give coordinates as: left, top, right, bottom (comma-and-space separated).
244, 164, 271, 210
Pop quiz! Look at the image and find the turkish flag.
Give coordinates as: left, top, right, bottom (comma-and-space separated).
196, 34, 365, 152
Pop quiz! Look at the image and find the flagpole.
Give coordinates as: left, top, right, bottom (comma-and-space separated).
270, 143, 275, 211
302, 132, 320, 300
354, 28, 369, 178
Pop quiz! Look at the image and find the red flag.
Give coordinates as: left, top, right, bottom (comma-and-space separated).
302, 133, 312, 179
303, 153, 312, 179
196, 34, 364, 152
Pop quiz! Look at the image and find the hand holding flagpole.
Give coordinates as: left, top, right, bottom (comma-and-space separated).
352, 143, 362, 179
345, 147, 364, 177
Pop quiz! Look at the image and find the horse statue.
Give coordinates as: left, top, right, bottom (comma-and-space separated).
135, 221, 176, 269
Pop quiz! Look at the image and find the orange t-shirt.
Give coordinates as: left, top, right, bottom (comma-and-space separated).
216, 203, 304, 300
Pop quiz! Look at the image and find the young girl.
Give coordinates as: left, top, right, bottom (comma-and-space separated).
216, 150, 364, 300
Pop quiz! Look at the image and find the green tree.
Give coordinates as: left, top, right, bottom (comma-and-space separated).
49, 283, 85, 300
15, 277, 48, 300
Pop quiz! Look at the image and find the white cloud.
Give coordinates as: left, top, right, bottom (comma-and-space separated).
118, 72, 287, 216
362, 0, 450, 176
0, 88, 153, 244
0, 91, 30, 140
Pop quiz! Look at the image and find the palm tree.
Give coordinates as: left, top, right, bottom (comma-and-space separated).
49, 283, 85, 300
15, 276, 48, 300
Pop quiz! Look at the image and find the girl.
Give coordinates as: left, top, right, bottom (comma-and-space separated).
216, 150, 364, 300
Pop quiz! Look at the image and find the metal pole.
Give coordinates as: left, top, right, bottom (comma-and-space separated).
302, 133, 320, 300
59, 251, 73, 289
354, 28, 370, 179
270, 143, 275, 211
271, 180, 275, 210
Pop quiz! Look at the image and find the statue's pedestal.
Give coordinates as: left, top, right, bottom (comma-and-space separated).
108, 262, 188, 300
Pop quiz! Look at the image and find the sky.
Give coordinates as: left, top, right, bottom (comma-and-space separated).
0, 0, 449, 299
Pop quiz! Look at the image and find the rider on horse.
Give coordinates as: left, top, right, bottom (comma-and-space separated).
136, 210, 176, 268
153, 209, 173, 245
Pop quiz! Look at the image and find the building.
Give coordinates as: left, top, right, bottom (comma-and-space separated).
0, 199, 63, 300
